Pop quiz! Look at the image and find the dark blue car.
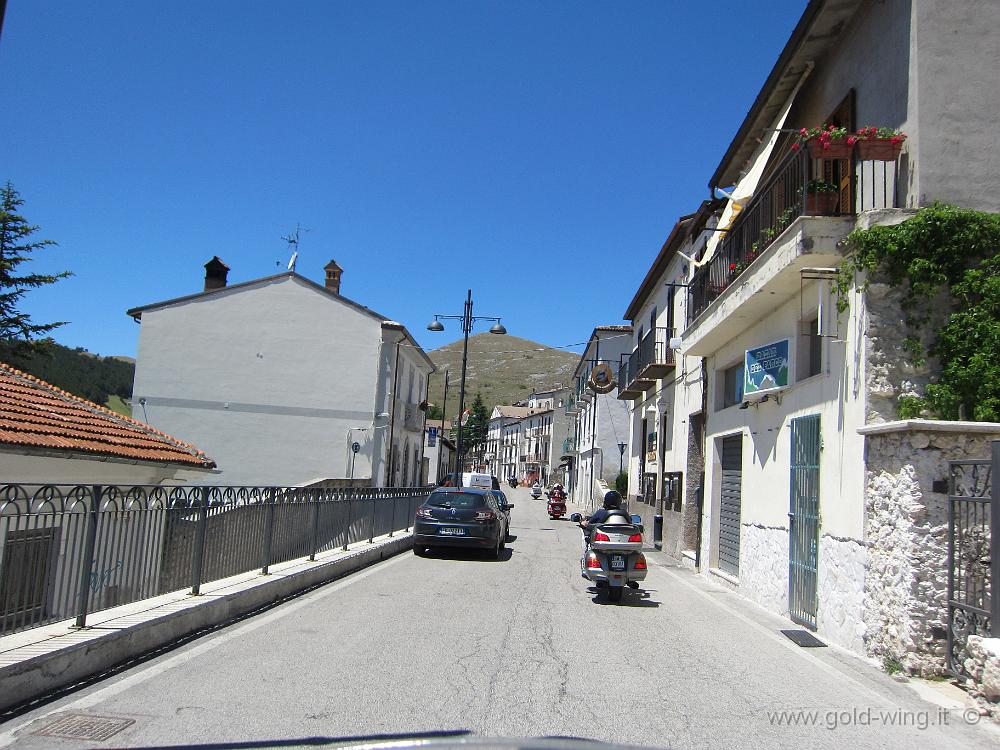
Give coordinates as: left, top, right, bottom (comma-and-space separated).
413, 487, 510, 559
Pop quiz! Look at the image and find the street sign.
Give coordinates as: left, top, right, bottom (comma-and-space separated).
351, 441, 361, 454
744, 338, 790, 395
588, 363, 616, 394
428, 427, 437, 447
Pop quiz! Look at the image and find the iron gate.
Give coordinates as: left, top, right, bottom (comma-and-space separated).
789, 414, 821, 629
947, 443, 998, 678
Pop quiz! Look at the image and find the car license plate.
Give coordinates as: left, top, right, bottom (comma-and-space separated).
610, 554, 626, 570
438, 527, 466, 536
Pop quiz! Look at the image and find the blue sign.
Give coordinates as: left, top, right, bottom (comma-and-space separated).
428, 426, 438, 447
744, 339, 790, 395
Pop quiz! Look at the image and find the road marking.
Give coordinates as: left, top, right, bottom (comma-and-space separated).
0, 553, 409, 747
652, 562, 891, 705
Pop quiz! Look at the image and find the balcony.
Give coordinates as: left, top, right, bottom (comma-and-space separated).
685, 145, 901, 352
616, 328, 674, 401
561, 437, 576, 457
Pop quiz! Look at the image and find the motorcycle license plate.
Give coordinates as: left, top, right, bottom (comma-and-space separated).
610, 554, 626, 570
438, 527, 466, 536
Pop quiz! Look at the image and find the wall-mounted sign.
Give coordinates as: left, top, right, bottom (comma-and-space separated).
427, 427, 437, 447
588, 363, 616, 394
744, 338, 790, 396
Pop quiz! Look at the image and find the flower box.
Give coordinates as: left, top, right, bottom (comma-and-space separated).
807, 139, 854, 160
805, 192, 840, 215
856, 138, 904, 161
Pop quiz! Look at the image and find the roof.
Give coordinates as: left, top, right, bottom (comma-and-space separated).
709, 0, 863, 188
492, 406, 532, 419
127, 271, 392, 325
0, 363, 215, 468
594, 325, 633, 332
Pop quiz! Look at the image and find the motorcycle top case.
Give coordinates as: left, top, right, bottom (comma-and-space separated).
589, 525, 643, 553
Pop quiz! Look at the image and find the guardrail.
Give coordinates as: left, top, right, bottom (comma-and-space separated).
0, 483, 430, 637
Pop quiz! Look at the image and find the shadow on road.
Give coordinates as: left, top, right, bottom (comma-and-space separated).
421, 547, 514, 563
586, 587, 661, 608
112, 729, 473, 749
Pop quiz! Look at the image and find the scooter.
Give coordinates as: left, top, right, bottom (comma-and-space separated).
571, 511, 647, 603
545, 491, 567, 520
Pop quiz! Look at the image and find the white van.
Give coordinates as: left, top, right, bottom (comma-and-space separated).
462, 472, 499, 490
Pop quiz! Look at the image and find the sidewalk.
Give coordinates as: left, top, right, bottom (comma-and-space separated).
0, 532, 413, 715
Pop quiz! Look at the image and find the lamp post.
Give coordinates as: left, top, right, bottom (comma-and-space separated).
618, 441, 627, 475
428, 289, 506, 488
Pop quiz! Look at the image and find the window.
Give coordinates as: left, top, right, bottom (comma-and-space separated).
719, 362, 744, 409
797, 315, 822, 381
649, 306, 657, 332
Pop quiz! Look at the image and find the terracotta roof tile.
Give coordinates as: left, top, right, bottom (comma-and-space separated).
0, 363, 215, 468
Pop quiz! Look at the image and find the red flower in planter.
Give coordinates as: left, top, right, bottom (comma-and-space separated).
729, 263, 736, 271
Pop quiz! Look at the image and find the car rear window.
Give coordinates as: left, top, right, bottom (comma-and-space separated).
426, 491, 486, 508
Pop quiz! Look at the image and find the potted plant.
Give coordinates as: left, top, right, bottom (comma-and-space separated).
855, 126, 907, 161
803, 179, 840, 214
793, 124, 857, 159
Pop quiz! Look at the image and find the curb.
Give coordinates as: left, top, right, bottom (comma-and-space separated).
0, 534, 413, 713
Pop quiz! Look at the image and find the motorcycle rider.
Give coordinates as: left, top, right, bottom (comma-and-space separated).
578, 490, 624, 557
549, 483, 567, 502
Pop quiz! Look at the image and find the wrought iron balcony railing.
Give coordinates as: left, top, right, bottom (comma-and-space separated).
688, 145, 901, 323
617, 327, 675, 400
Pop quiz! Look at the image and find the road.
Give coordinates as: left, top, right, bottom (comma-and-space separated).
0, 487, 995, 749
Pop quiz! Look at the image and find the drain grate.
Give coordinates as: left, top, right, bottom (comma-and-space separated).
781, 629, 827, 648
33, 714, 135, 741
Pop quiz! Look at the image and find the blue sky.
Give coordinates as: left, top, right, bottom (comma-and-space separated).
2, 0, 805, 358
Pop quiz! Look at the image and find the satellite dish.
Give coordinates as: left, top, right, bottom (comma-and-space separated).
287, 251, 298, 271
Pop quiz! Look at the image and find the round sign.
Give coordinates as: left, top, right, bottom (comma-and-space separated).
351, 441, 361, 454
588, 363, 616, 394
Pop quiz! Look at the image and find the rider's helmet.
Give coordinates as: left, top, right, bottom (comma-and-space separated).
554, 483, 563, 490
602, 490, 623, 510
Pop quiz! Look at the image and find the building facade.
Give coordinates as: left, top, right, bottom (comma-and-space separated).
129, 259, 434, 488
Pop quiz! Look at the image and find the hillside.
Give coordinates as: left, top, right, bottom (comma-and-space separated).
426, 333, 579, 416
0, 342, 134, 416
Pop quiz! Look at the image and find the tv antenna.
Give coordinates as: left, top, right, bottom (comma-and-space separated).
280, 224, 310, 271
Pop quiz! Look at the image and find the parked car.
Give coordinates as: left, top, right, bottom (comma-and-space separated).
413, 488, 509, 558
489, 489, 514, 523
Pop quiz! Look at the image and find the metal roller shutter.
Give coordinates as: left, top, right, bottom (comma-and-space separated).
718, 435, 743, 576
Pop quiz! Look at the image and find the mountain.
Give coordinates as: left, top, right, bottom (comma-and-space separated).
1, 341, 135, 416
425, 333, 578, 417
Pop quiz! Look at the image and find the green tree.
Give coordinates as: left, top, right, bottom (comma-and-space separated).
463, 392, 490, 452
0, 182, 71, 361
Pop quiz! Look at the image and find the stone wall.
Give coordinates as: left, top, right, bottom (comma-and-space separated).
738, 524, 788, 615
861, 425, 1000, 675
817, 534, 867, 654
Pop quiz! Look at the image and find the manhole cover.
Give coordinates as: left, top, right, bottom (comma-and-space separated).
33, 714, 135, 741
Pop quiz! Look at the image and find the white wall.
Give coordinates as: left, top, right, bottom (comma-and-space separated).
0, 452, 213, 486
132, 276, 384, 487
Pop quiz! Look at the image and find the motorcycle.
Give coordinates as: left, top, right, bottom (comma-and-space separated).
508, 478, 518, 489
530, 484, 542, 499
545, 491, 567, 520
571, 511, 647, 603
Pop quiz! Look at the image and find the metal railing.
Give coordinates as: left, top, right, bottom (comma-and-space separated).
947, 446, 998, 678
617, 328, 674, 394
0, 483, 430, 637
687, 146, 901, 323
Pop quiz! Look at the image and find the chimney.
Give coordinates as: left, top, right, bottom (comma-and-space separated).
204, 256, 230, 291
324, 259, 343, 295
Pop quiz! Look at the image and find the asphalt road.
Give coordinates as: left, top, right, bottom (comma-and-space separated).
0, 487, 995, 750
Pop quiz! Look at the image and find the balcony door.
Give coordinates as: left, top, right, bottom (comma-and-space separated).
822, 92, 855, 214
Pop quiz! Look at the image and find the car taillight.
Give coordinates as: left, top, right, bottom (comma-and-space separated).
592, 531, 610, 542
634, 555, 647, 571
628, 533, 642, 543
586, 553, 602, 570
415, 506, 434, 519
474, 510, 495, 521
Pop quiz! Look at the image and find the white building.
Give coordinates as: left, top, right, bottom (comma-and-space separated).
620, 0, 1000, 656
129, 258, 434, 488
424, 422, 455, 485
571, 326, 632, 510
486, 406, 530, 480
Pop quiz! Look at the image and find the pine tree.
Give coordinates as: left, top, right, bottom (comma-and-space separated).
0, 182, 71, 360
464, 392, 490, 451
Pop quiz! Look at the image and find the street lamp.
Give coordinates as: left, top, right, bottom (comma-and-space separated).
618, 441, 627, 475
427, 289, 506, 487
